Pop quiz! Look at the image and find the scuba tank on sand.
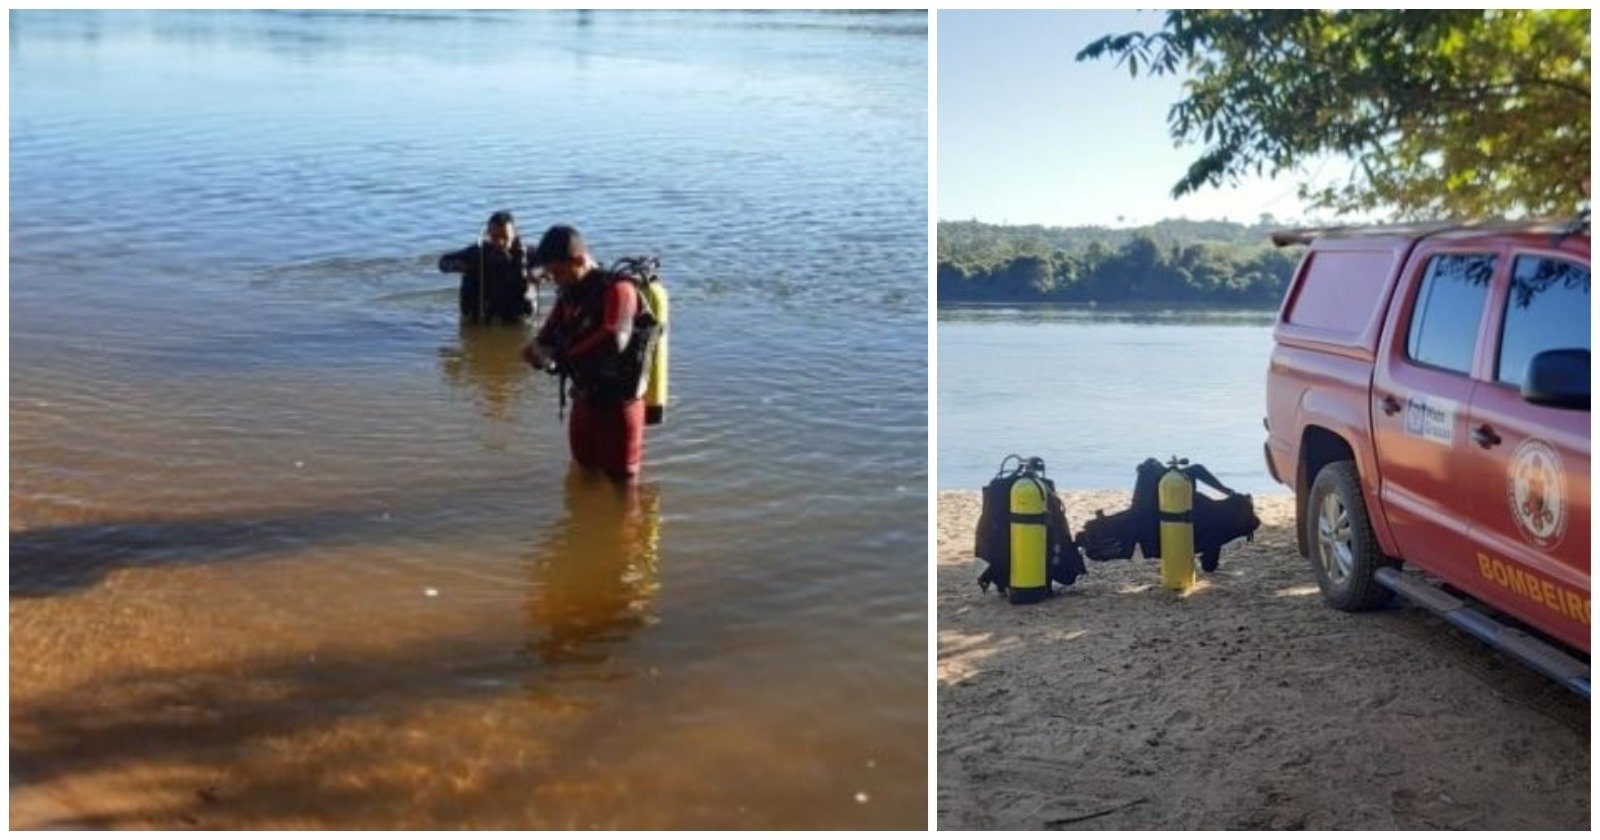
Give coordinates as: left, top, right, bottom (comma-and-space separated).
1077, 456, 1261, 574
1008, 468, 1051, 604
1157, 456, 1196, 592
973, 455, 1086, 603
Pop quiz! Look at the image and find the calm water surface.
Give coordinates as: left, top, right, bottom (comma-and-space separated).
939, 306, 1278, 493
11, 10, 927, 829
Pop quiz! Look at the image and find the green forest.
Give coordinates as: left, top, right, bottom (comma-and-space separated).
937, 218, 1304, 307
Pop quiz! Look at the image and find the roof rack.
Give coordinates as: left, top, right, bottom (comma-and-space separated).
1551, 208, 1590, 245
1270, 217, 1585, 248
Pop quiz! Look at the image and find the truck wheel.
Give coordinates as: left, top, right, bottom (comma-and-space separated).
1305, 460, 1394, 611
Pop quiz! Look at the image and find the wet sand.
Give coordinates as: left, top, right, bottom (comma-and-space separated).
938, 490, 1589, 830
11, 475, 924, 830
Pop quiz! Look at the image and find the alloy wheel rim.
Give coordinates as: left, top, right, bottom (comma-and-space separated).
1317, 494, 1354, 584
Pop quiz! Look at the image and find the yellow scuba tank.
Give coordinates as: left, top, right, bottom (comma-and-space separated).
642, 280, 668, 425
1008, 473, 1050, 604
1158, 457, 1196, 592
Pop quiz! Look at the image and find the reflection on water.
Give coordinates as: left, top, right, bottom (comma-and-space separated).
526, 469, 662, 665
439, 323, 537, 425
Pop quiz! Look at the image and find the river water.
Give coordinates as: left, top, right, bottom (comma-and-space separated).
10, 10, 928, 829
938, 306, 1279, 494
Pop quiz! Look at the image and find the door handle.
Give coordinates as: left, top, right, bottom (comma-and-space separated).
1471, 424, 1502, 449
1379, 395, 1402, 416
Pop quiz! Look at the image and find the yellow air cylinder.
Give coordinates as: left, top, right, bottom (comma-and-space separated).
642, 281, 669, 425
1158, 462, 1196, 592
1008, 475, 1050, 604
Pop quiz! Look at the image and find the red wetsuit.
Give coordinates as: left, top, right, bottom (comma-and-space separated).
537, 274, 644, 479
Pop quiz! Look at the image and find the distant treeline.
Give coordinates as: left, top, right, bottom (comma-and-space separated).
938, 218, 1305, 307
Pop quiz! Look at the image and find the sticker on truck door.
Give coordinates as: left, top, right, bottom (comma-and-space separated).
1506, 438, 1567, 550
1403, 395, 1457, 445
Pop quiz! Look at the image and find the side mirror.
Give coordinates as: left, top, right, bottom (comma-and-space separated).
1523, 349, 1589, 411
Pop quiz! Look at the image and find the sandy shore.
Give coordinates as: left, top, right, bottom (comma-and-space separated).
10, 486, 927, 830
937, 490, 1588, 830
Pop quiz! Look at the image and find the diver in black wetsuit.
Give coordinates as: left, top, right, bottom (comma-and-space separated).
439, 210, 537, 324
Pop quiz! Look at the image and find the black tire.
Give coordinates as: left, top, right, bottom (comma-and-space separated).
1305, 460, 1394, 611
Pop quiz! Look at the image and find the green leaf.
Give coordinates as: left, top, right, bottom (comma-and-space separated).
1077, 9, 1590, 218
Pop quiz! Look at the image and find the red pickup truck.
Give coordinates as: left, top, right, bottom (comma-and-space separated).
1264, 218, 1590, 693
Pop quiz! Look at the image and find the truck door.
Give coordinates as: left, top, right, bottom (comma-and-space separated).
1370, 247, 1500, 575
1462, 250, 1590, 652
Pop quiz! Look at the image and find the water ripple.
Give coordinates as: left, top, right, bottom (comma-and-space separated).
11, 11, 927, 829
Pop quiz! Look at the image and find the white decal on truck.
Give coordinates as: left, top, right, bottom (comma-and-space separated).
1402, 395, 1457, 445
1507, 438, 1567, 550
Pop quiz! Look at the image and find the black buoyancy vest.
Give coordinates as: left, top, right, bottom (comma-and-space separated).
1077, 458, 1261, 571
1192, 482, 1261, 572
973, 457, 1086, 596
557, 261, 661, 402
463, 241, 532, 322
1078, 458, 1162, 562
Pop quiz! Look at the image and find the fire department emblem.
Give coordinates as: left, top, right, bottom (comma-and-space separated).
1506, 438, 1566, 550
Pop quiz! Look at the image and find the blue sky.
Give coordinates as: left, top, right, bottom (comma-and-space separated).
938, 10, 1348, 227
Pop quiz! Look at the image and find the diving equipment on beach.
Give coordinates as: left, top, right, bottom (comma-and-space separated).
974, 455, 1086, 602
1195, 490, 1260, 571
1158, 457, 1196, 592
1078, 458, 1162, 562
1077, 456, 1261, 572
1009, 471, 1050, 603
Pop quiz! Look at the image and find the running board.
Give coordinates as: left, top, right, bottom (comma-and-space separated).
1375, 567, 1590, 699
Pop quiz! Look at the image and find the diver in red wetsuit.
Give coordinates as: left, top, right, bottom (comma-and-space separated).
522, 225, 649, 481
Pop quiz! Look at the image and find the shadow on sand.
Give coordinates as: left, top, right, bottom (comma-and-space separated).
13, 468, 668, 829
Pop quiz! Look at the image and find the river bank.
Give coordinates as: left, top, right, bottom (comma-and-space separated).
937, 490, 1589, 830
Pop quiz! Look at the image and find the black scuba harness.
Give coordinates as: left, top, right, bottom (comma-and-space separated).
544, 257, 662, 420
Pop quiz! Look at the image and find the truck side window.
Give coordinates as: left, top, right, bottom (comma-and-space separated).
1496, 255, 1591, 387
1405, 253, 1494, 374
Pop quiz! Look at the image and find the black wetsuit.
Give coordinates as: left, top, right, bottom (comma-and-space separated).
440, 241, 532, 323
